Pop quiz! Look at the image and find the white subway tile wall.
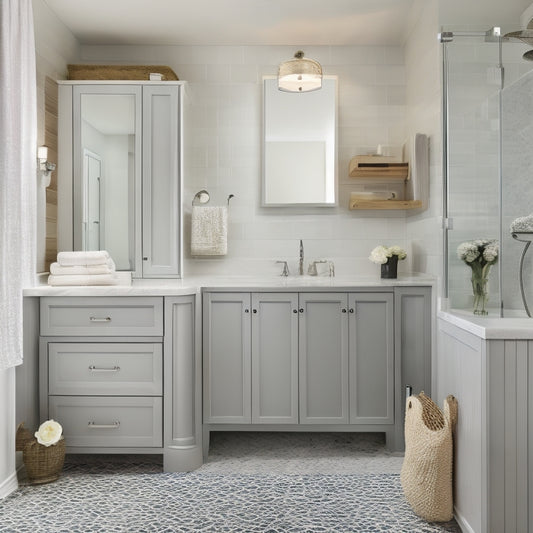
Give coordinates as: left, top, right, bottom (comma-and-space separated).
81, 42, 416, 277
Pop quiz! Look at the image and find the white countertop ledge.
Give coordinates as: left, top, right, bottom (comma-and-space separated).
23, 273, 435, 297
438, 309, 533, 339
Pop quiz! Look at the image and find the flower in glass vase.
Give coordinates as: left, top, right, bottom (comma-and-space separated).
369, 245, 407, 279
457, 239, 499, 315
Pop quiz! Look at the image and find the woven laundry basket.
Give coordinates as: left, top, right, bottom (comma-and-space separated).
401, 392, 458, 522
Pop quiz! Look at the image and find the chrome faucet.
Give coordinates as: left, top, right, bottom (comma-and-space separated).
299, 240, 304, 275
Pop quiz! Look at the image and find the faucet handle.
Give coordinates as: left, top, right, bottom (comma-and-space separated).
276, 261, 290, 277
307, 260, 327, 276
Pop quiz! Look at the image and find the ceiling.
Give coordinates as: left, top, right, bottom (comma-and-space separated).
41, 0, 417, 46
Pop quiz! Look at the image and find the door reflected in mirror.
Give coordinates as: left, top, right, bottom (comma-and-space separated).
262, 77, 337, 206
75, 90, 138, 270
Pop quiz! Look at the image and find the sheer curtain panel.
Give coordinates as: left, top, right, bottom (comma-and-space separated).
0, 0, 37, 369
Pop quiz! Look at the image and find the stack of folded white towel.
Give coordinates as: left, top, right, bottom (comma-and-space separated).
48, 251, 120, 286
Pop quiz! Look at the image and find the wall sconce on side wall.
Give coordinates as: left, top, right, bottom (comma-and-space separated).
37, 145, 56, 187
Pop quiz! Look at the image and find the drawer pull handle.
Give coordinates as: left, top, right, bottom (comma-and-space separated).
88, 365, 120, 372
89, 316, 112, 322
88, 421, 120, 429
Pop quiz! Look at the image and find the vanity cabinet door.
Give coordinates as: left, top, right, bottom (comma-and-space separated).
299, 293, 349, 424
203, 293, 251, 423
349, 292, 394, 424
142, 85, 181, 277
251, 293, 298, 424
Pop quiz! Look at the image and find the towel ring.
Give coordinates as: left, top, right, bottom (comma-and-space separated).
192, 190, 210, 206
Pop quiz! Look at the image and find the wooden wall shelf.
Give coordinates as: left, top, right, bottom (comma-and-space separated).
349, 198, 423, 210
349, 156, 409, 180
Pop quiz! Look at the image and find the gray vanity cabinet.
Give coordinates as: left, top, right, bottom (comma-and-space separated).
202, 292, 298, 424
202, 292, 252, 423
298, 293, 349, 424
251, 293, 299, 424
348, 292, 394, 424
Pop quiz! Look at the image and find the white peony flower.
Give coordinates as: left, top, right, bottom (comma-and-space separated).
369, 245, 407, 264
388, 245, 407, 260
369, 245, 389, 264
35, 419, 63, 447
457, 242, 480, 263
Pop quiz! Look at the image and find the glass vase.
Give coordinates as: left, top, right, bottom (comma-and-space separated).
471, 267, 490, 315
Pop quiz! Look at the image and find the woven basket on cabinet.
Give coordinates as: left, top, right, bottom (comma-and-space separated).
400, 392, 458, 522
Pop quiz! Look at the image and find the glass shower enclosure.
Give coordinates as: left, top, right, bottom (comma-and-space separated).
442, 28, 533, 317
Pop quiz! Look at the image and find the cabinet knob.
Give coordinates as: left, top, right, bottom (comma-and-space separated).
349, 308, 354, 313
342, 308, 347, 313
252, 309, 257, 314
293, 309, 298, 314
299, 308, 304, 313
244, 309, 250, 313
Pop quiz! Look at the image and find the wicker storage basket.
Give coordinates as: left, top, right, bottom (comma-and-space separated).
23, 438, 66, 485
400, 392, 458, 522
15, 423, 33, 452
67, 64, 179, 81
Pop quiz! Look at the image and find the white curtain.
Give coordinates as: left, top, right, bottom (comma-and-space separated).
0, 0, 37, 370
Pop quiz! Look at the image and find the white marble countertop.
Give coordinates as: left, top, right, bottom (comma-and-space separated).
438, 309, 533, 339
23, 273, 436, 297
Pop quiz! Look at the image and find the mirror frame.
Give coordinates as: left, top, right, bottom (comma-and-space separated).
261, 75, 338, 207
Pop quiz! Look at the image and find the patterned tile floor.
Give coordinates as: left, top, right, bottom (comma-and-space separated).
2, 432, 462, 532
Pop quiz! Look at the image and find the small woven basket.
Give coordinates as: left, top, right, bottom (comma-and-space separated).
15, 423, 33, 452
23, 438, 66, 485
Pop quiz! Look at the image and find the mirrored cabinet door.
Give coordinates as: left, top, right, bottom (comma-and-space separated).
73, 85, 142, 274
61, 82, 183, 278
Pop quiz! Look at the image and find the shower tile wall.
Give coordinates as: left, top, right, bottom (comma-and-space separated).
502, 68, 533, 312
80, 43, 411, 277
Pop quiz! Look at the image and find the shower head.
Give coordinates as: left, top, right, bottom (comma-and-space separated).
503, 29, 533, 45
503, 29, 533, 60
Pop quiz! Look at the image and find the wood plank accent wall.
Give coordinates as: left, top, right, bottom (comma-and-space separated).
44, 77, 58, 271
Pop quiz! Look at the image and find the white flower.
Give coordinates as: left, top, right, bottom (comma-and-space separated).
369, 245, 407, 264
388, 245, 407, 260
483, 242, 498, 263
457, 242, 480, 263
369, 245, 389, 264
457, 239, 498, 267
34, 419, 63, 447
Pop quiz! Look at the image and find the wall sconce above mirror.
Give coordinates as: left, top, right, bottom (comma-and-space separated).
262, 76, 337, 207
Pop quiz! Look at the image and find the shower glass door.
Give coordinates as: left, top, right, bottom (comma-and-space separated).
443, 33, 502, 314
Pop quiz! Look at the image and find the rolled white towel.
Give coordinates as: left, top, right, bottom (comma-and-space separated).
47, 273, 120, 286
510, 214, 533, 233
50, 258, 116, 276
57, 250, 110, 267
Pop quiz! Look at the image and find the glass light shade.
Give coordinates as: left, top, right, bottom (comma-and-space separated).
278, 52, 322, 93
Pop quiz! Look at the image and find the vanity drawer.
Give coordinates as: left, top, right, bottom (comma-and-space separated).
40, 297, 163, 336
48, 396, 162, 448
48, 343, 162, 396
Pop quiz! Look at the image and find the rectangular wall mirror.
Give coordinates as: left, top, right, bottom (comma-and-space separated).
262, 76, 337, 207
